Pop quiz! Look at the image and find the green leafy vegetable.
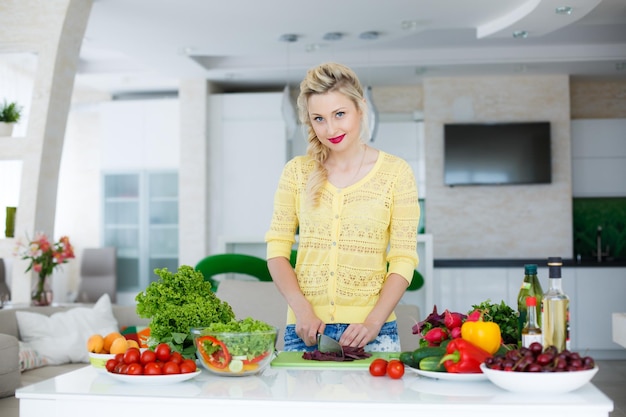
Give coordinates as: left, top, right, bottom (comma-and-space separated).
198, 317, 276, 359
468, 299, 519, 345
135, 265, 235, 358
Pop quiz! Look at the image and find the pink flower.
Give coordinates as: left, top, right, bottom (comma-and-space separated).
15, 232, 75, 278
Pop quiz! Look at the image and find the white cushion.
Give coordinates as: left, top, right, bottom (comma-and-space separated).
16, 294, 119, 365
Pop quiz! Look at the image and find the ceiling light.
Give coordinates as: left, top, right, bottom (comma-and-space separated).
279, 34, 298, 43
323, 32, 342, 41
401, 20, 429, 30
359, 31, 379, 40
555, 6, 573, 15
305, 43, 321, 52
512, 30, 529, 39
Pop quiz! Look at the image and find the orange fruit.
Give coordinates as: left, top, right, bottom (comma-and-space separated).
103, 332, 123, 353
87, 334, 105, 353
126, 339, 139, 349
109, 337, 128, 355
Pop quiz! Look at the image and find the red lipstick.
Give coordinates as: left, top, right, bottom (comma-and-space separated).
328, 134, 345, 144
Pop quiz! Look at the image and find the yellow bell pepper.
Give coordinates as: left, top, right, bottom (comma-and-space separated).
461, 319, 501, 355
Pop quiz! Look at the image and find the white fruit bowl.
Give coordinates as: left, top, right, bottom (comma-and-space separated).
89, 352, 116, 371
480, 363, 599, 394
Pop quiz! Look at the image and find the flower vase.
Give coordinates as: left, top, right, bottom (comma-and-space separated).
31, 273, 53, 306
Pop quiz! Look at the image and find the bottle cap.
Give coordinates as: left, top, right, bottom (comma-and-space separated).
547, 256, 563, 278
526, 296, 537, 307
524, 264, 537, 274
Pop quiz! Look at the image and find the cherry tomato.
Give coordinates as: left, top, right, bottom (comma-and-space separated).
114, 362, 128, 374
369, 358, 388, 377
114, 353, 125, 363
144, 362, 163, 375
162, 361, 181, 375
180, 359, 197, 374
140, 349, 157, 365
170, 351, 183, 365
155, 343, 171, 362
127, 362, 143, 375
123, 347, 141, 364
386, 359, 405, 379
105, 358, 117, 372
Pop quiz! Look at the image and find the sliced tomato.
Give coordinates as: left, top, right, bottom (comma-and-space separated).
196, 335, 231, 369
242, 351, 270, 365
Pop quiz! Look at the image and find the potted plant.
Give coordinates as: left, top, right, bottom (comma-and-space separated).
0, 99, 23, 137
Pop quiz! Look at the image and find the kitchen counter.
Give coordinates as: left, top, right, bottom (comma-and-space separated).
16, 363, 614, 417
434, 258, 626, 268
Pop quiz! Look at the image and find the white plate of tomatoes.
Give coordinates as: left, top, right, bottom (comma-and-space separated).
106, 369, 201, 385
105, 343, 201, 384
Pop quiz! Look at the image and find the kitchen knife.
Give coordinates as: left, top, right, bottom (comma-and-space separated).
317, 333, 344, 356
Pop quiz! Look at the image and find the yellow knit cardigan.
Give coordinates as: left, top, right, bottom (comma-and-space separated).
266, 151, 420, 325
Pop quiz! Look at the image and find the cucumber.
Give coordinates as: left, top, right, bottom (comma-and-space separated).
399, 351, 420, 368
411, 346, 447, 364
419, 356, 446, 372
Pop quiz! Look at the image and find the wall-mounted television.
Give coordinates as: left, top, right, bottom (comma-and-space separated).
444, 121, 552, 186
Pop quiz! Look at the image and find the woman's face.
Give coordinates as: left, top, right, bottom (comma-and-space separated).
307, 91, 362, 152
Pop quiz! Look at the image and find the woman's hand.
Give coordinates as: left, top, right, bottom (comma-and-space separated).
295, 311, 325, 346
339, 322, 381, 348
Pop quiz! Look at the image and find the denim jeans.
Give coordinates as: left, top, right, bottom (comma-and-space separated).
283, 321, 401, 352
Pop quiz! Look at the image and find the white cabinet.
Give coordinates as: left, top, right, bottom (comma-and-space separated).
573, 268, 626, 354
571, 119, 626, 197
208, 92, 287, 253
103, 171, 178, 299
433, 265, 626, 358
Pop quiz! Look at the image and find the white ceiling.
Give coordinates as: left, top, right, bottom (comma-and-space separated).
75, 0, 626, 95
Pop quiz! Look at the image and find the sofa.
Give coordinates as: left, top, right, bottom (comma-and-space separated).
0, 296, 148, 417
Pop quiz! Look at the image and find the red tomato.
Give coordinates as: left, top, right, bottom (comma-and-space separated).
105, 358, 117, 373
127, 362, 143, 375
386, 359, 405, 379
369, 358, 388, 377
180, 359, 197, 374
155, 343, 171, 362
123, 347, 141, 364
114, 363, 128, 374
162, 361, 181, 375
114, 353, 125, 363
140, 349, 157, 365
169, 351, 183, 365
144, 362, 163, 375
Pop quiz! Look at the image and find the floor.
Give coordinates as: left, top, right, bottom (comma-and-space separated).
595, 360, 626, 417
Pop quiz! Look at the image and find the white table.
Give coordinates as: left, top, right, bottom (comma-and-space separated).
16, 365, 614, 417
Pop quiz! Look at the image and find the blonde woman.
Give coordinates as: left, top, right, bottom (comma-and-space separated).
265, 62, 420, 352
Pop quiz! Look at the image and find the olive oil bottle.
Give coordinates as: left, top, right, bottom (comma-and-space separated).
541, 257, 570, 352
517, 264, 543, 345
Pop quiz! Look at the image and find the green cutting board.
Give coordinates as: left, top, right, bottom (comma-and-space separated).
270, 351, 400, 369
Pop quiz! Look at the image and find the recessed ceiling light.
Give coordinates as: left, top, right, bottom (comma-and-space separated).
305, 43, 321, 52
512, 30, 529, 39
359, 31, 379, 40
555, 6, 573, 15
323, 32, 342, 41
279, 34, 298, 43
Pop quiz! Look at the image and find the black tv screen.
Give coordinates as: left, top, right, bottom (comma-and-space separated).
444, 121, 552, 186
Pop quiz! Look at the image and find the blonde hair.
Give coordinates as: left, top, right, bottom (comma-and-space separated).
297, 62, 370, 206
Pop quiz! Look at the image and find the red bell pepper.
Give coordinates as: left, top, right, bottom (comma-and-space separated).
196, 335, 231, 369
439, 338, 492, 373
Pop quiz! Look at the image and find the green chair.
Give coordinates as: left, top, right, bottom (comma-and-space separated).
195, 253, 273, 292
288, 250, 424, 291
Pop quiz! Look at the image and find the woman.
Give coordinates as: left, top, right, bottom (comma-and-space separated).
265, 62, 420, 352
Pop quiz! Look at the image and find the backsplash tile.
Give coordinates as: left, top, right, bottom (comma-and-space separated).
573, 197, 626, 261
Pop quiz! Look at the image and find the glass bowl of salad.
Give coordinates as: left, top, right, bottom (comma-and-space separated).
191, 318, 277, 376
